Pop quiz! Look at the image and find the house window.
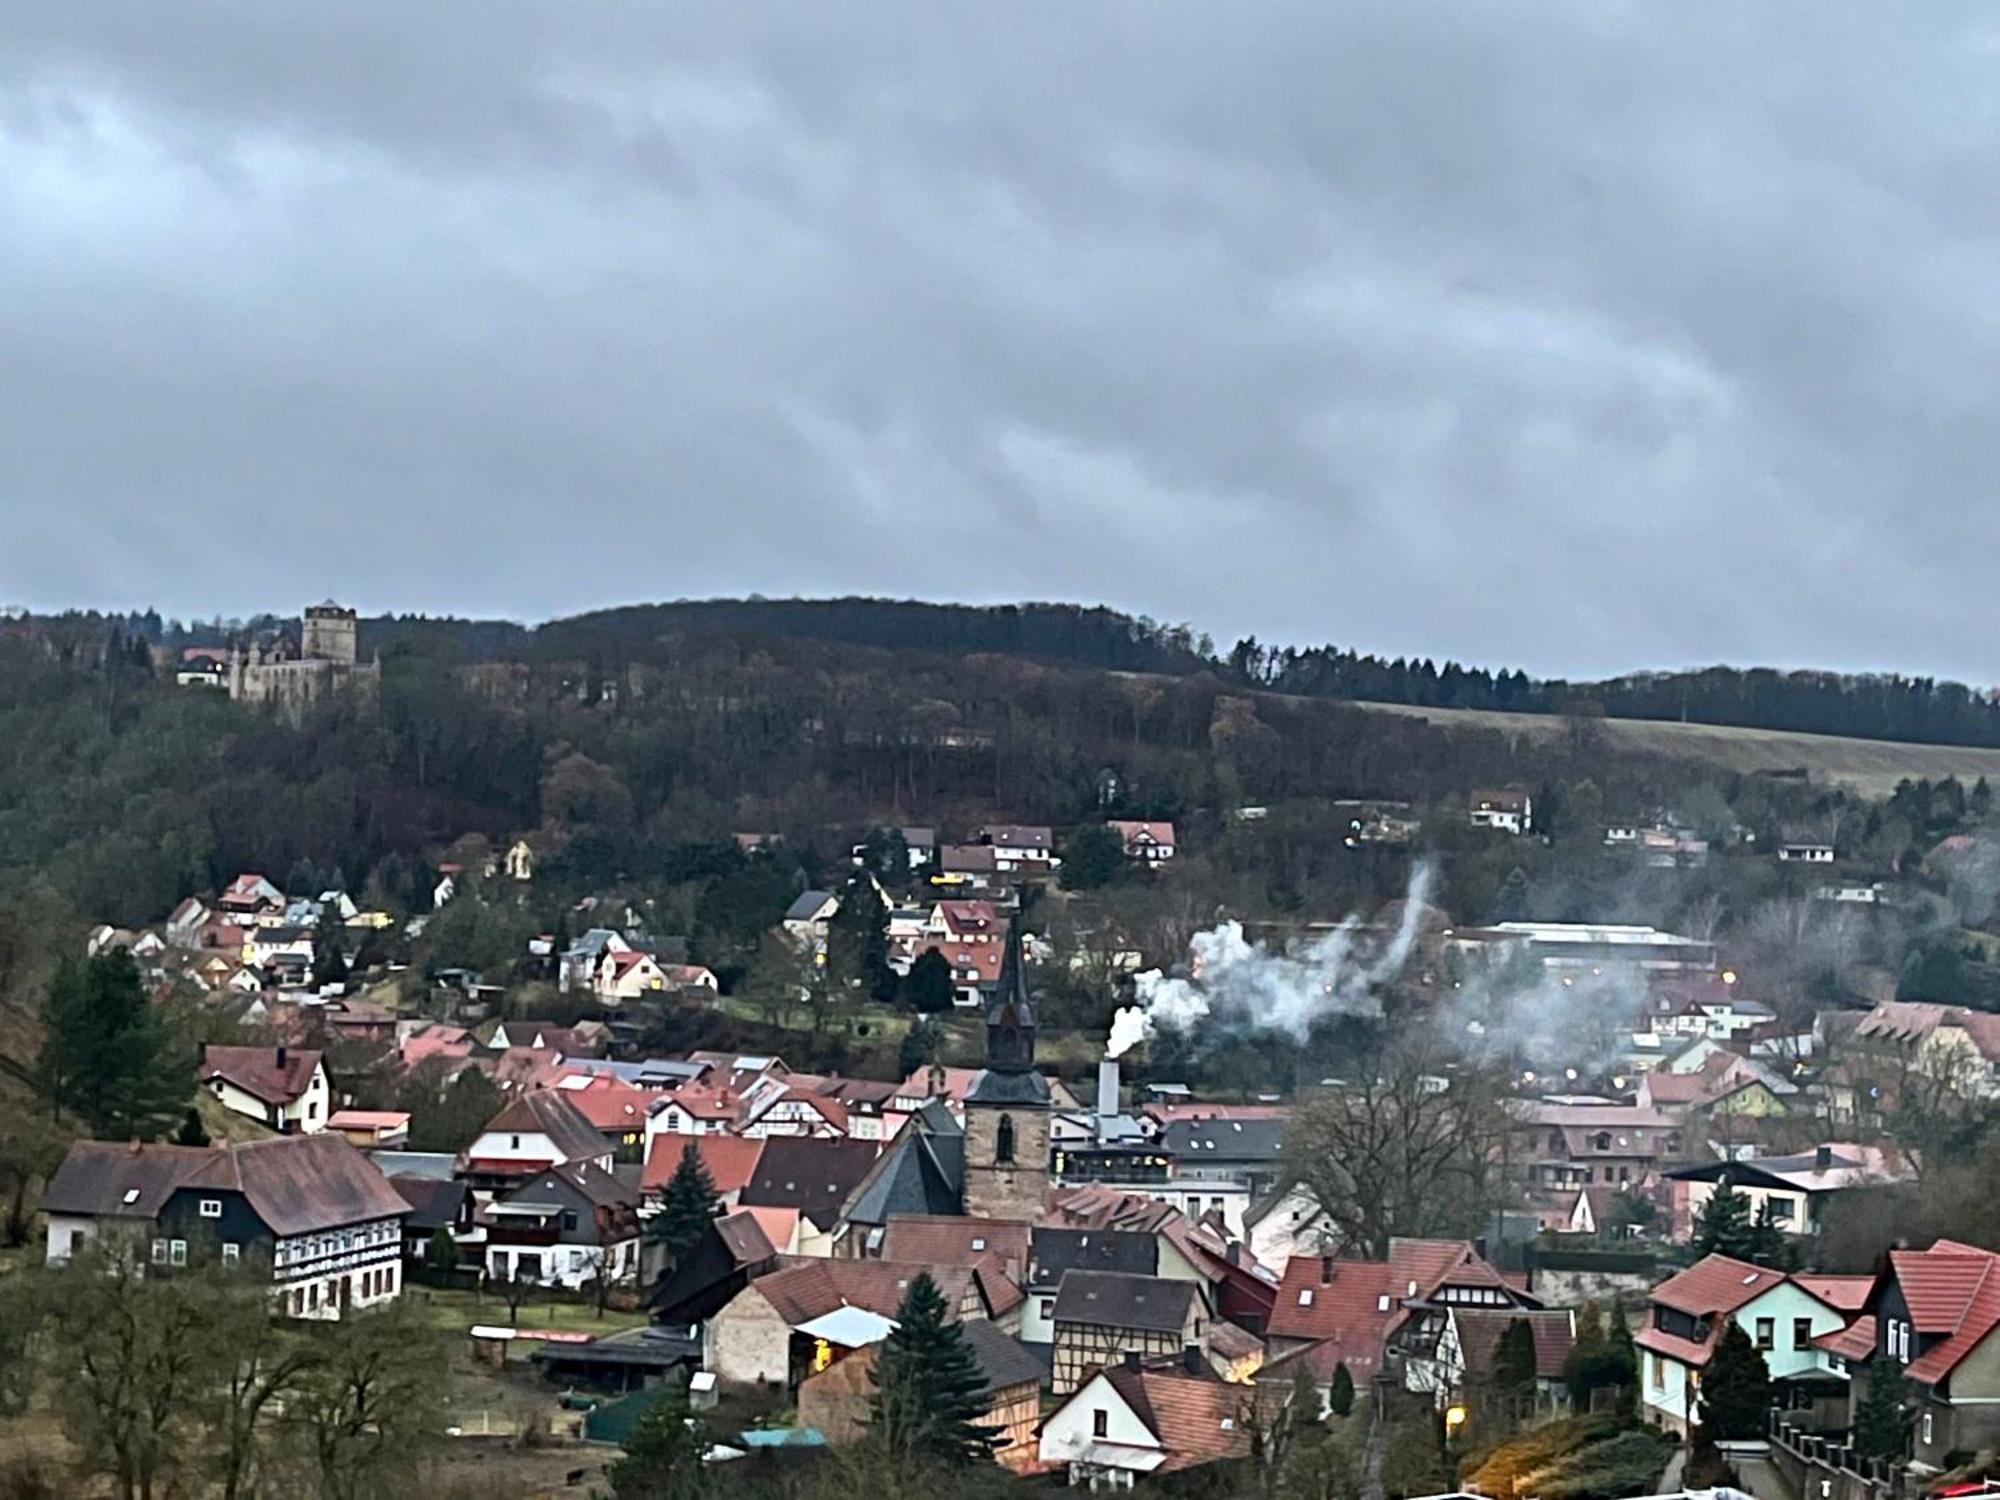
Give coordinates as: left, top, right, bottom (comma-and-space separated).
510, 1135, 521, 1149
1922, 1412, 1934, 1446
1793, 1317, 1813, 1351
151, 1238, 168, 1265
199, 1199, 223, 1219
223, 1243, 241, 1266
1754, 1318, 1774, 1351
1092, 1409, 1109, 1439
1769, 1198, 1795, 1223
1298, 1289, 1314, 1306
1593, 1132, 1612, 1152
170, 1240, 188, 1267
561, 1211, 579, 1232
1651, 1354, 1663, 1389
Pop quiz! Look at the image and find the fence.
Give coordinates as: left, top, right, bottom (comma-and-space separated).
1768, 1410, 1904, 1500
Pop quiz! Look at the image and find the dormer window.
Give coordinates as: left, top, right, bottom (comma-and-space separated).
199, 1199, 222, 1219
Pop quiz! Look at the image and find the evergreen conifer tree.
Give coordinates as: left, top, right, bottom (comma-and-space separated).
604, 1385, 711, 1499
649, 1144, 721, 1276
1697, 1322, 1771, 1441
1328, 1360, 1356, 1418
1854, 1358, 1913, 1460
869, 1271, 997, 1467
1691, 1178, 1757, 1260
1493, 1318, 1539, 1401
38, 951, 188, 1139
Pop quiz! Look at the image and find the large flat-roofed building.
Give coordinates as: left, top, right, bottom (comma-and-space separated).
1446, 921, 1717, 976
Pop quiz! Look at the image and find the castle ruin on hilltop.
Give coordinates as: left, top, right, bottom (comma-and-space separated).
229, 601, 381, 717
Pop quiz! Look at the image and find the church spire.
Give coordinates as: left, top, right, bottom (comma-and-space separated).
984, 913, 1037, 1074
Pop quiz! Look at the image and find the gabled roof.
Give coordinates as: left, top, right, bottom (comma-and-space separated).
1451, 1308, 1576, 1380
880, 1215, 1031, 1274
477, 1090, 610, 1165
562, 1084, 654, 1133
507, 1159, 639, 1212
390, 1173, 470, 1231
45, 1135, 409, 1237
713, 1210, 778, 1268
1161, 1117, 1287, 1162
961, 1319, 1047, 1393
1099, 1367, 1251, 1472
840, 1123, 964, 1229
1030, 1227, 1159, 1289
1649, 1254, 1787, 1319
642, 1134, 765, 1196
1052, 1270, 1197, 1334
752, 1256, 975, 1326
784, 890, 838, 923
1878, 1241, 2000, 1386
201, 1045, 324, 1105
738, 1137, 881, 1230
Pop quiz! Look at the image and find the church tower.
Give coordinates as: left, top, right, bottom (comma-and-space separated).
962, 915, 1052, 1220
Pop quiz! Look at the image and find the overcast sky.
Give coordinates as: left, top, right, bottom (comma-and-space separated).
4, 4, 1998, 681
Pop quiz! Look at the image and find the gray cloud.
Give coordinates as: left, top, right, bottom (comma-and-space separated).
3, 3, 1999, 680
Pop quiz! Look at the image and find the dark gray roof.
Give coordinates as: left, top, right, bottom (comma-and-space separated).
1162, 1118, 1288, 1162
739, 1137, 881, 1230
784, 891, 836, 922
508, 1159, 639, 1211
1029, 1227, 1159, 1290
841, 1130, 963, 1229
391, 1174, 469, 1230
965, 1068, 1052, 1107
1052, 1270, 1197, 1334
962, 1320, 1049, 1394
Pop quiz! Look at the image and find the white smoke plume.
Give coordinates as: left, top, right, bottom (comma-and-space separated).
1108, 864, 1437, 1057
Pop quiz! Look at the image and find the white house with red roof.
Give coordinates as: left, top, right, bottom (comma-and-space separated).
201, 1045, 330, 1134
1636, 1253, 1867, 1435
594, 949, 671, 1002
1109, 820, 1177, 863
976, 824, 1057, 873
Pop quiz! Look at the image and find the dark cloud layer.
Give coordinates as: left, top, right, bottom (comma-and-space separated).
3, 4, 1998, 680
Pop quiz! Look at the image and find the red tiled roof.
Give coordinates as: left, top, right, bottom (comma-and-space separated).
201, 1045, 323, 1105
1102, 1367, 1251, 1472
1885, 1242, 2000, 1385
1452, 1308, 1576, 1380
1649, 1254, 1785, 1319
880, 1215, 1031, 1274
752, 1257, 976, 1326
1818, 1316, 1876, 1362
562, 1085, 653, 1133
642, 1134, 764, 1195
1793, 1275, 1874, 1313
1266, 1256, 1397, 1348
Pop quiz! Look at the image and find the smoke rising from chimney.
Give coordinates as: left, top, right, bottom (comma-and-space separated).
1107, 864, 1437, 1057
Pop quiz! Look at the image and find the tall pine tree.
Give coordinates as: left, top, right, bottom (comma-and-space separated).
1697, 1322, 1771, 1441
38, 951, 187, 1139
648, 1144, 721, 1278
1328, 1360, 1356, 1418
869, 1271, 997, 1467
1691, 1179, 1758, 1260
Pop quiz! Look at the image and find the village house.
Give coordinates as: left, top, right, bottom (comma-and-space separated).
1819, 1238, 2000, 1468
458, 1090, 615, 1192
1635, 1254, 1867, 1435
391, 1174, 478, 1262
326, 1109, 410, 1149
43, 1134, 408, 1321
976, 824, 1057, 874
1051, 1270, 1212, 1394
166, 896, 210, 948
781, 890, 841, 952
644, 1083, 744, 1140
1265, 1239, 1535, 1377
704, 1257, 993, 1390
594, 949, 671, 1002
651, 1210, 782, 1329
558, 928, 631, 992
935, 843, 1001, 891
1668, 1145, 1908, 1241
557, 1082, 654, 1160
1469, 787, 1533, 834
799, 1317, 1046, 1471
1515, 1100, 1684, 1196
1403, 1306, 1577, 1415
1040, 1356, 1252, 1486
201, 1045, 331, 1135
1109, 820, 1177, 863
1244, 1186, 1336, 1272
481, 1161, 642, 1290
218, 872, 285, 918
737, 1137, 882, 1257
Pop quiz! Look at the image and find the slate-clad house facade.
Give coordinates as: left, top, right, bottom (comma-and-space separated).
44, 1134, 408, 1321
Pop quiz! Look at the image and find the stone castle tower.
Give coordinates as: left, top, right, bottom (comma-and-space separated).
229, 601, 379, 720
962, 916, 1052, 1220
300, 602, 359, 666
